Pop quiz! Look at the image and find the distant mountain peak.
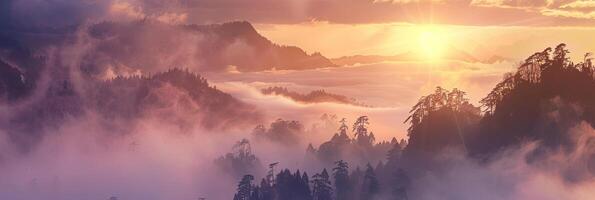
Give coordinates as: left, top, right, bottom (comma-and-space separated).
331, 46, 503, 66
86, 20, 335, 73
220, 21, 257, 33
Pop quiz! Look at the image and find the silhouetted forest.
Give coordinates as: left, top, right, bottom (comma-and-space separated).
307, 116, 406, 166
231, 44, 595, 199
474, 44, 595, 157
252, 119, 305, 146
231, 116, 409, 200
261, 87, 371, 107
233, 159, 410, 200
91, 68, 262, 130
4, 68, 263, 152
216, 139, 265, 180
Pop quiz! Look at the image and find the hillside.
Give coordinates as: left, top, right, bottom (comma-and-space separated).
0, 20, 337, 104
401, 44, 595, 162
86, 20, 336, 74
3, 68, 263, 152
261, 86, 370, 107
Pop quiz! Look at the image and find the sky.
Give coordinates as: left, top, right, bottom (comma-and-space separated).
103, 0, 595, 26
94, 0, 595, 60
6, 0, 595, 59
256, 23, 595, 60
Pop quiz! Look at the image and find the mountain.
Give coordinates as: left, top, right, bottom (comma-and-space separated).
91, 68, 263, 130
331, 46, 507, 66
3, 68, 263, 152
261, 86, 371, 107
85, 20, 336, 75
0, 20, 337, 107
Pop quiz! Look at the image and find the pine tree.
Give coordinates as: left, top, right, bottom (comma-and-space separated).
391, 169, 410, 200
312, 169, 333, 200
353, 116, 372, 146
250, 186, 261, 200
350, 167, 364, 199
301, 172, 313, 200
333, 160, 352, 200
360, 164, 379, 200
235, 175, 255, 200
259, 178, 275, 200
386, 143, 402, 168
337, 118, 351, 144
276, 169, 293, 200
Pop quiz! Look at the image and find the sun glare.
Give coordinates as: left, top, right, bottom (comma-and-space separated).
417, 26, 448, 61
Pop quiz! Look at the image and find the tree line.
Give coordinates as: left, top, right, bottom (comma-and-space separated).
233, 159, 410, 200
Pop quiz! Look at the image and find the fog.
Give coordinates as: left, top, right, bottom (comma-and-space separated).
208, 60, 515, 141
410, 122, 595, 200
0, 114, 238, 200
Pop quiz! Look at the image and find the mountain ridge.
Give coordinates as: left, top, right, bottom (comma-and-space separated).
331, 46, 510, 66
86, 20, 337, 74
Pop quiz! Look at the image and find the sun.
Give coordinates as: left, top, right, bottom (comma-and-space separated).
416, 25, 449, 61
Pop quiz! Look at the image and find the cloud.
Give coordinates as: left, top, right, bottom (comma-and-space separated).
471, 0, 554, 9
408, 121, 595, 200
1, 0, 189, 29
108, 0, 188, 24
175, 0, 595, 26
109, 1, 145, 20
541, 8, 595, 19
3, 0, 594, 29
374, 0, 445, 3
561, 0, 595, 9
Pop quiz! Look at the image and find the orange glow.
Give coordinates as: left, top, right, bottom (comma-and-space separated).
416, 25, 449, 60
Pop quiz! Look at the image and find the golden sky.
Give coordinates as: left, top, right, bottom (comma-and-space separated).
95, 0, 595, 60
91, 0, 595, 26
257, 22, 595, 60
110, 0, 595, 26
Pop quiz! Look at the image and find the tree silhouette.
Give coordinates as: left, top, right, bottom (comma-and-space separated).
314, 117, 398, 168
274, 169, 313, 200
403, 87, 480, 166
473, 43, 595, 155
214, 139, 263, 179
339, 118, 349, 136
333, 160, 352, 200
391, 169, 410, 200
234, 175, 255, 200
386, 142, 403, 168
253, 119, 304, 146
360, 164, 379, 200
259, 178, 275, 200
312, 169, 333, 200
353, 116, 374, 147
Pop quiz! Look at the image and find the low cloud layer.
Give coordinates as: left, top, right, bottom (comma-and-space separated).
411, 122, 595, 200
0, 114, 249, 200
206, 59, 514, 141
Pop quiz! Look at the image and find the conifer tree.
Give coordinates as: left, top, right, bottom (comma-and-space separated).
312, 169, 333, 200
391, 169, 410, 200
360, 164, 379, 200
333, 160, 352, 200
234, 175, 255, 200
